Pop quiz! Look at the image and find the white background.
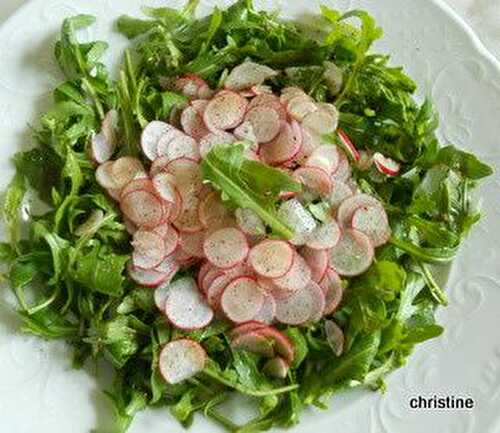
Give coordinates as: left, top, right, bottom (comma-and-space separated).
0, 0, 499, 61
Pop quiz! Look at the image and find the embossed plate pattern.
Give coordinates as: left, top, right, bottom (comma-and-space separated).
0, 1, 499, 432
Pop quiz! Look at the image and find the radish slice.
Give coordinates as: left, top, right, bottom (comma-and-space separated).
260, 121, 302, 166
263, 357, 289, 379
295, 126, 319, 164
90, 132, 114, 164
351, 204, 391, 247
245, 106, 281, 143
287, 95, 318, 121
150, 155, 172, 177
373, 152, 401, 176
302, 108, 338, 135
278, 199, 317, 246
197, 261, 212, 289
181, 105, 210, 141
306, 145, 340, 175
203, 227, 249, 269
128, 262, 169, 287
120, 178, 153, 199
201, 268, 224, 295
154, 282, 170, 312
152, 224, 179, 257
324, 62, 344, 95
230, 321, 268, 339
248, 94, 287, 122
179, 230, 206, 258
328, 181, 354, 209
231, 331, 275, 357
191, 99, 209, 114
206, 273, 233, 308
159, 338, 207, 384
203, 91, 248, 131
172, 191, 203, 233
336, 194, 382, 228
235, 208, 266, 236
141, 121, 173, 161
305, 281, 326, 323
220, 276, 265, 323
337, 129, 360, 162
254, 327, 295, 363
331, 150, 352, 182
124, 217, 137, 235
300, 247, 328, 283
317, 102, 339, 119
225, 62, 278, 91
251, 292, 276, 325
320, 268, 343, 316
249, 240, 294, 279
357, 150, 373, 171
165, 277, 214, 330
157, 130, 200, 162
294, 166, 332, 196
234, 121, 257, 142
280, 87, 306, 105
275, 283, 315, 325
257, 275, 295, 300
198, 191, 232, 229
152, 172, 178, 204
329, 229, 374, 276
132, 230, 166, 269
155, 255, 180, 279
96, 161, 118, 189
199, 131, 235, 158
165, 158, 203, 195
325, 320, 344, 356
306, 220, 341, 250
111, 157, 145, 189
121, 189, 165, 228
273, 253, 311, 293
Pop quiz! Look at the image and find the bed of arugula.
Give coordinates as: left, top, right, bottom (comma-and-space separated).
0, 0, 492, 432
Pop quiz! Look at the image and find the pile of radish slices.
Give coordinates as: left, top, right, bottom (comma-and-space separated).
92, 61, 397, 385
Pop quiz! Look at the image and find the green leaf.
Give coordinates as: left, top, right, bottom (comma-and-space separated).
437, 145, 493, 180
201, 144, 301, 239
2, 172, 26, 248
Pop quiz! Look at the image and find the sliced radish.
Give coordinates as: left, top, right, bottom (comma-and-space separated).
150, 155, 172, 177
300, 247, 329, 283
152, 172, 178, 205
233, 121, 256, 142
132, 230, 166, 269
305, 281, 326, 323
263, 357, 289, 379
257, 275, 295, 300
154, 282, 170, 312
329, 229, 374, 276
251, 292, 276, 325
111, 157, 145, 189
220, 276, 265, 323
96, 161, 119, 189
173, 249, 198, 268
128, 262, 169, 287
141, 121, 173, 161
317, 102, 339, 119
357, 150, 373, 171
203, 90, 248, 131
206, 273, 233, 308
230, 321, 268, 339
201, 268, 224, 295
175, 74, 209, 99
273, 252, 311, 293
320, 268, 343, 316
191, 99, 210, 114
254, 327, 295, 363
121, 189, 165, 229
231, 331, 275, 357
351, 204, 391, 247
280, 87, 306, 105
287, 95, 317, 121
260, 121, 302, 166
172, 191, 203, 233
225, 62, 278, 91
235, 208, 266, 236
373, 152, 401, 176
165, 277, 213, 330
302, 108, 338, 135
124, 217, 137, 235
336, 194, 382, 228
248, 94, 287, 122
306, 220, 341, 250
306, 145, 340, 175
198, 191, 232, 229
90, 132, 114, 164
295, 126, 319, 163
203, 227, 249, 269
331, 150, 352, 183
159, 338, 207, 384
278, 199, 317, 246
325, 320, 344, 356
249, 240, 294, 279
106, 187, 122, 201
328, 180, 354, 209
275, 283, 315, 325
197, 261, 212, 289
181, 105, 210, 141
337, 129, 360, 162
294, 166, 332, 196
179, 230, 206, 258
157, 130, 200, 163
155, 255, 180, 278
245, 106, 281, 143
324, 62, 344, 95
199, 131, 235, 158
165, 157, 203, 195
120, 178, 153, 199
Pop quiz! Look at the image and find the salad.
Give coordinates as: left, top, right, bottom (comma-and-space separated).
0, 0, 492, 432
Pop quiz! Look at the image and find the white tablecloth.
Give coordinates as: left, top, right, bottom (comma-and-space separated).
0, 0, 498, 60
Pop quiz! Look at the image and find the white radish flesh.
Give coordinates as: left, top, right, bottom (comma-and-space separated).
159, 338, 207, 384
233, 121, 256, 142
128, 263, 169, 287
96, 161, 119, 190
325, 320, 344, 356
165, 158, 203, 195
198, 191, 232, 229
260, 121, 302, 166
111, 157, 145, 189
337, 129, 360, 162
132, 230, 166, 269
203, 227, 249, 269
245, 106, 281, 143
305, 281, 326, 323
90, 132, 114, 164
287, 95, 318, 121
248, 94, 287, 122
154, 282, 170, 312
221, 277, 264, 323
157, 130, 200, 163
263, 357, 289, 379
141, 121, 173, 161
300, 247, 328, 283
201, 268, 224, 295
351, 204, 391, 247
329, 229, 374, 276
230, 321, 268, 339
251, 292, 276, 325
152, 172, 178, 204
121, 190, 165, 229
331, 150, 352, 182
254, 327, 295, 363
181, 105, 210, 141
320, 268, 343, 316
275, 283, 315, 325
225, 62, 278, 91
155, 255, 180, 279
373, 152, 401, 176
235, 208, 266, 236
203, 91, 248, 131
294, 166, 332, 196
324, 62, 344, 95
302, 108, 338, 135
172, 191, 203, 233
179, 230, 206, 258
249, 240, 294, 279
278, 199, 317, 246
165, 278, 213, 330
306, 145, 340, 175
336, 194, 382, 228
306, 220, 341, 250
273, 253, 312, 293
328, 181, 354, 209
231, 331, 275, 357
199, 131, 235, 158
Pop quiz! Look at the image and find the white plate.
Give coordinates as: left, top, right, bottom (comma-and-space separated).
0, 1, 499, 433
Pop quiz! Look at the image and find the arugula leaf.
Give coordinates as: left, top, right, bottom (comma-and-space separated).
202, 144, 301, 239
437, 145, 493, 180
2, 172, 26, 248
